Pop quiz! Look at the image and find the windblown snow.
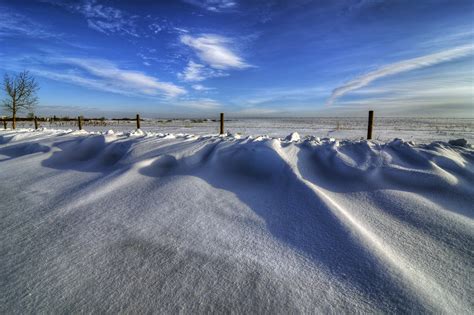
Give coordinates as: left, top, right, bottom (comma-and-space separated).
1, 128, 473, 313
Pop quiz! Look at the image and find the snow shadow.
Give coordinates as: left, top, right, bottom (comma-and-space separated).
296, 140, 474, 219
0, 142, 50, 161
41, 135, 135, 173
0, 135, 13, 145
138, 139, 427, 312
310, 140, 472, 190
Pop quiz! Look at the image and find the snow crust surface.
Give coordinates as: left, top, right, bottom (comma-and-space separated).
0, 129, 473, 313
12, 117, 474, 143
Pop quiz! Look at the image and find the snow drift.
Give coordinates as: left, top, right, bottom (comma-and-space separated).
0, 129, 473, 313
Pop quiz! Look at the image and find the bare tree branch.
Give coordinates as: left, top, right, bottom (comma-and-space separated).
2, 71, 39, 129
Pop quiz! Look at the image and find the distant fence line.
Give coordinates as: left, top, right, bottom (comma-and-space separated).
1, 116, 136, 122
2, 111, 377, 140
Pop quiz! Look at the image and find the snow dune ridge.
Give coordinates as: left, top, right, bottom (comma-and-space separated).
0, 128, 473, 313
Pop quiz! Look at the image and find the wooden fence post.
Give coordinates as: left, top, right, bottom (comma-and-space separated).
34, 116, 38, 130
367, 110, 374, 140
78, 116, 83, 130
220, 112, 224, 135
136, 114, 141, 129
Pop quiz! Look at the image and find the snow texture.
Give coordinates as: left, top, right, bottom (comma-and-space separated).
11, 117, 474, 144
0, 128, 473, 313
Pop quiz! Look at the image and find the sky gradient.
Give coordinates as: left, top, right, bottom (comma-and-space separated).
0, 0, 473, 117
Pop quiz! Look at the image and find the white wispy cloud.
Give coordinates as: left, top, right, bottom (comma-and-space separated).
148, 23, 162, 34
31, 69, 129, 96
336, 65, 474, 109
173, 27, 189, 33
183, 0, 237, 12
58, 58, 186, 97
180, 34, 250, 69
178, 61, 206, 81
44, 0, 138, 36
233, 86, 328, 107
176, 98, 221, 110
191, 84, 214, 91
178, 60, 227, 81
143, 17, 188, 37
137, 52, 161, 64
78, 0, 121, 19
80, 1, 139, 36
0, 7, 59, 39
327, 44, 474, 105
22, 57, 185, 98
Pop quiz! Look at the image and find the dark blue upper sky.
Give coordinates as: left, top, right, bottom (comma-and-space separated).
0, 0, 473, 117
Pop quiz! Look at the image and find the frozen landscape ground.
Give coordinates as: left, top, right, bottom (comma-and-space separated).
11, 117, 474, 143
0, 123, 473, 313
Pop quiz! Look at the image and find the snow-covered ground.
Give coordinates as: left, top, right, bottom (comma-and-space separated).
11, 117, 474, 143
0, 128, 473, 313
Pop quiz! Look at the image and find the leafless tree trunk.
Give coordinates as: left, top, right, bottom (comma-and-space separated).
2, 71, 39, 129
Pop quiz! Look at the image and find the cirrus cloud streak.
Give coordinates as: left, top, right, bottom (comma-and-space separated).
327, 44, 474, 106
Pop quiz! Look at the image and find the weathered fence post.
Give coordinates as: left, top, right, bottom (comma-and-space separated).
3, 119, 6, 130
34, 116, 38, 130
367, 110, 374, 140
78, 116, 83, 130
136, 114, 141, 129
220, 112, 224, 135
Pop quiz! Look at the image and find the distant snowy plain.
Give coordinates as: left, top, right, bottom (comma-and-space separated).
0, 125, 473, 313
12, 117, 474, 143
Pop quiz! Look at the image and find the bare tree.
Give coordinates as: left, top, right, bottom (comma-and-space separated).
2, 71, 39, 129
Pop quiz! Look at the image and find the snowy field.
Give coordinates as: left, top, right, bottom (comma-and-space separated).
0, 127, 473, 313
11, 117, 474, 143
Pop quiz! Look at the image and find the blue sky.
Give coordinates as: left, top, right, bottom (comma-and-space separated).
0, 0, 473, 117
